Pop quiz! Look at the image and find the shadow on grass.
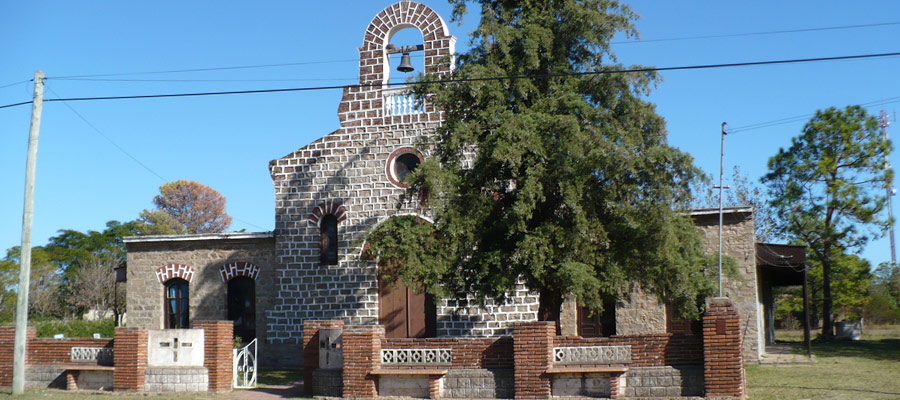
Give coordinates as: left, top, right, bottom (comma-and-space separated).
753, 384, 900, 396
812, 338, 900, 362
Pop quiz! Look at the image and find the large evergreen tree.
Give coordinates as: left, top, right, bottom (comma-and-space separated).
763, 105, 892, 337
367, 0, 717, 321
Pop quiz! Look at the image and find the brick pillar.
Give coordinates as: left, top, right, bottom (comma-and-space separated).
513, 321, 555, 399
195, 320, 234, 392
302, 320, 344, 395
0, 327, 36, 388
113, 327, 148, 391
341, 325, 383, 399
703, 297, 745, 398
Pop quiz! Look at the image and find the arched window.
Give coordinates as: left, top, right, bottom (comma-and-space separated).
320, 214, 339, 265
165, 278, 190, 329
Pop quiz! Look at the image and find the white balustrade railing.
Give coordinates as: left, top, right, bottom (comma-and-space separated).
552, 345, 631, 365
383, 87, 424, 116
70, 347, 114, 363
381, 348, 452, 366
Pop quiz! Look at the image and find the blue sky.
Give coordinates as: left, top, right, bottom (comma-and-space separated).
2, 1, 900, 268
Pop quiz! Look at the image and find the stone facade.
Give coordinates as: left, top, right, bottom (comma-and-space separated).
264, 0, 537, 345
559, 206, 762, 364
123, 233, 292, 366
692, 207, 761, 363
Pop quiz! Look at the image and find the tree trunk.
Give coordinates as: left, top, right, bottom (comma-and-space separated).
822, 246, 834, 338
538, 289, 562, 335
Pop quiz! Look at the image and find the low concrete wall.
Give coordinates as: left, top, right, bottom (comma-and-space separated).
145, 367, 209, 392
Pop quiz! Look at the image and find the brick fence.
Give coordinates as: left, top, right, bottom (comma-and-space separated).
312, 298, 745, 399
703, 297, 745, 397
193, 320, 234, 392
113, 327, 147, 391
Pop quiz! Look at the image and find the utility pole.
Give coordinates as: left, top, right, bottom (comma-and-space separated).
715, 122, 730, 297
13, 70, 44, 395
881, 109, 896, 264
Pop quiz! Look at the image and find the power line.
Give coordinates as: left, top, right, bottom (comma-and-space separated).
51, 77, 360, 83
45, 86, 169, 182
612, 20, 900, 45
2, 50, 899, 110
47, 86, 271, 231
0, 101, 34, 110
0, 80, 32, 90
35, 20, 900, 80
728, 95, 900, 133
45, 59, 359, 79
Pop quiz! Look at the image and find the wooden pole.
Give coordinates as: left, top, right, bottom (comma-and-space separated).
13, 70, 44, 395
802, 265, 812, 358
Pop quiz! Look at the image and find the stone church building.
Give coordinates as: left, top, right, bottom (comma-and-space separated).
123, 1, 766, 371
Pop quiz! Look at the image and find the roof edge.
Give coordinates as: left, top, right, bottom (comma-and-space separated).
688, 206, 754, 216
123, 231, 274, 244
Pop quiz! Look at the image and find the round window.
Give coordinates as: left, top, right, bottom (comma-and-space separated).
386, 147, 423, 187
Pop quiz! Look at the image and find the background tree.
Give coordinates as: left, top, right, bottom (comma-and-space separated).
139, 180, 232, 234
762, 105, 891, 337
693, 166, 777, 242
0, 246, 62, 318
368, 0, 716, 322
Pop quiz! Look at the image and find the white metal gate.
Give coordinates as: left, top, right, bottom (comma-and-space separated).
233, 338, 258, 388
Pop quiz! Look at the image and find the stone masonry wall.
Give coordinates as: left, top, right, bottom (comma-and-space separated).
267, 1, 537, 344
124, 235, 288, 365
693, 209, 760, 363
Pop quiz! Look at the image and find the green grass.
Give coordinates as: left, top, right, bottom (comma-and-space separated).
256, 368, 304, 386
747, 327, 900, 399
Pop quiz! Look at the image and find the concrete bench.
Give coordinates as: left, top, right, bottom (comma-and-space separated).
546, 366, 628, 399
370, 368, 449, 399
58, 364, 114, 390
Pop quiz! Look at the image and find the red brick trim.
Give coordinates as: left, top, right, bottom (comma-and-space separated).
308, 200, 347, 227
113, 328, 148, 391
218, 262, 261, 282
194, 320, 234, 392
155, 263, 194, 284
703, 297, 746, 398
385, 147, 424, 188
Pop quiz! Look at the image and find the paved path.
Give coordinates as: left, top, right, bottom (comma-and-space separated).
230, 380, 306, 400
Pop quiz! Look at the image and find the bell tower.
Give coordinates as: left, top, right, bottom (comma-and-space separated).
337, 1, 456, 126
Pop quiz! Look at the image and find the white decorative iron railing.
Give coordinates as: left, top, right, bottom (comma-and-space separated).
552, 345, 632, 365
70, 347, 114, 363
233, 338, 258, 389
381, 348, 452, 366
383, 87, 424, 116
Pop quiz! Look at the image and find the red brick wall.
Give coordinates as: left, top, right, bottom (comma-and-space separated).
0, 327, 36, 387
113, 328, 147, 391
553, 333, 703, 366
26, 338, 113, 364
302, 320, 344, 394
382, 337, 514, 369
513, 322, 555, 399
194, 320, 234, 392
342, 325, 383, 399
703, 297, 745, 397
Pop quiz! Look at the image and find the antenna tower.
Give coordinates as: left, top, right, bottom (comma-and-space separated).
882, 109, 897, 264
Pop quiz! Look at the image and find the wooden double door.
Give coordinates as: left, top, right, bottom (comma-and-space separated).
378, 277, 437, 338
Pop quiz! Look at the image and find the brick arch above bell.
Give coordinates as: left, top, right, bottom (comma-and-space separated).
155, 264, 194, 284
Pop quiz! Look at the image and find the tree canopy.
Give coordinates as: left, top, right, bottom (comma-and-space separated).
367, 0, 716, 321
139, 180, 232, 234
763, 105, 892, 336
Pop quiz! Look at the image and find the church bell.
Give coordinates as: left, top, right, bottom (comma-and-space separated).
397, 52, 414, 72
